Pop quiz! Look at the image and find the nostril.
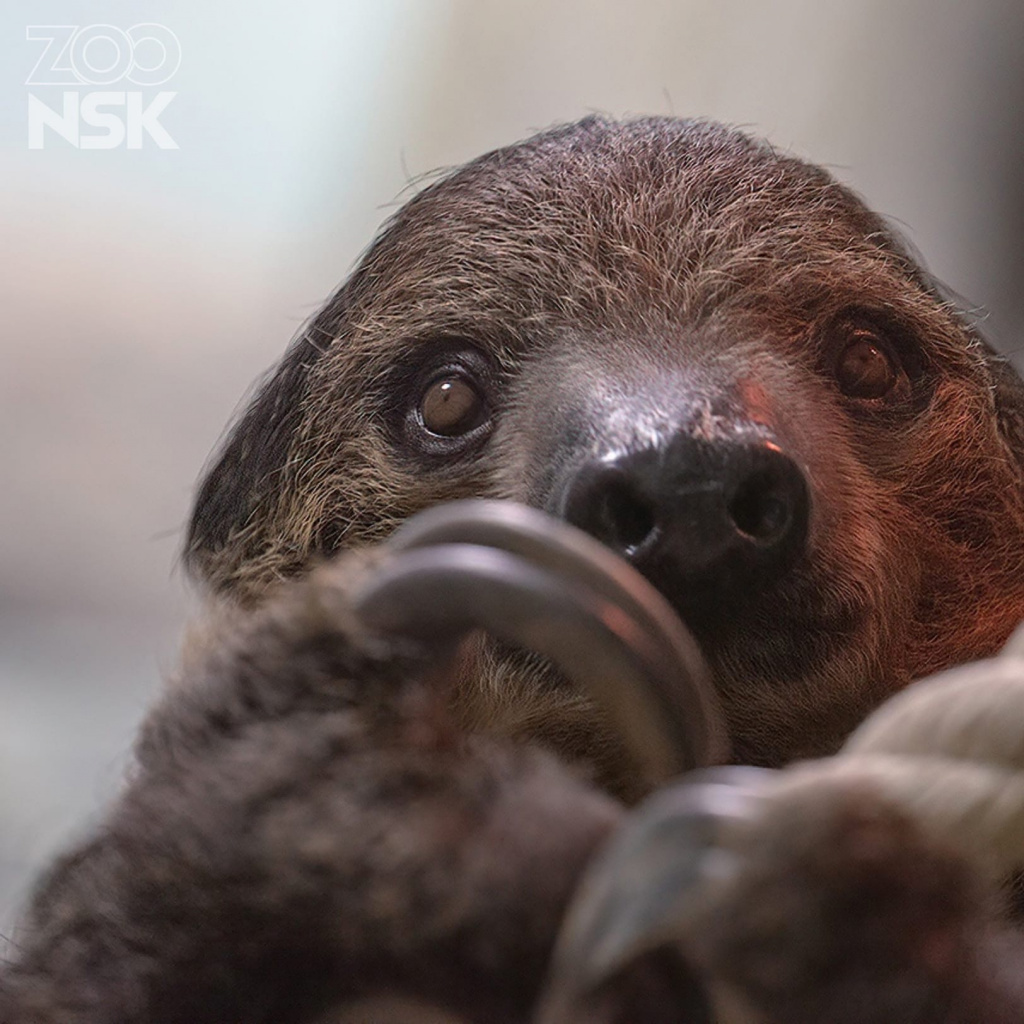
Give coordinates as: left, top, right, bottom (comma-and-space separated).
561, 440, 809, 588
727, 470, 791, 542
599, 477, 657, 554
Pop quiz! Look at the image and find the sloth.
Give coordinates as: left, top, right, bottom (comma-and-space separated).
4, 116, 1024, 1022
186, 114, 1024, 789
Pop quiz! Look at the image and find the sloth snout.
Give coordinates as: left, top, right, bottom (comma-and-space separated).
559, 432, 810, 617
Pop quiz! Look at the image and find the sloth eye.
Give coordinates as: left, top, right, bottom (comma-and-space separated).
420, 374, 487, 436
834, 331, 899, 399
396, 342, 496, 461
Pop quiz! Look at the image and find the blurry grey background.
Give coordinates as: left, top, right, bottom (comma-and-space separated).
0, 0, 1022, 935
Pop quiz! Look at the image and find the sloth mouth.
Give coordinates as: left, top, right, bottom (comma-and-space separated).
360, 499, 874, 786
360, 499, 730, 782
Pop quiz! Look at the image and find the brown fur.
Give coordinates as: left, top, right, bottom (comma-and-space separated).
187, 115, 1024, 789
6, 554, 1024, 1021
0, 562, 622, 1023
5, 116, 1024, 1022
691, 780, 1022, 1024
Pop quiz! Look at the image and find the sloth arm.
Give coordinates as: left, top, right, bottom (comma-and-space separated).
0, 568, 621, 1024
684, 781, 1024, 1024
3, 562, 1024, 1023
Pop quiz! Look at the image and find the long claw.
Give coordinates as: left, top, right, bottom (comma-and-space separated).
536, 767, 773, 1023
388, 499, 709, 706
351, 500, 728, 783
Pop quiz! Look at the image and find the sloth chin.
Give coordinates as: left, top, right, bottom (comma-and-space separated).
443, 561, 885, 801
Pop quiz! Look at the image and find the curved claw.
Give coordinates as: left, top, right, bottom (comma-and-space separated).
351, 500, 728, 783
536, 767, 774, 1023
388, 500, 710, 706
354, 541, 706, 784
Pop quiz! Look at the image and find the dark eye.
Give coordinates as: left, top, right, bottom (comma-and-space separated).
396, 342, 496, 461
834, 330, 899, 399
420, 374, 487, 436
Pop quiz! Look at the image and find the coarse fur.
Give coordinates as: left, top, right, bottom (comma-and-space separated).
0, 562, 624, 1023
4, 557, 1023, 1022
187, 115, 1024, 787
5, 115, 1024, 1021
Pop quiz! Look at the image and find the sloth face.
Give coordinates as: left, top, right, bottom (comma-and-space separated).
187, 116, 1024, 784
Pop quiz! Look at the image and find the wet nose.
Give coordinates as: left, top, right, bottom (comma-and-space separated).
559, 433, 810, 613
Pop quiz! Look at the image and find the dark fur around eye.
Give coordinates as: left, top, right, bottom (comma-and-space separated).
391, 341, 497, 461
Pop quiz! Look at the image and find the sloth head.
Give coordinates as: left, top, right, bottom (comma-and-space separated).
186, 116, 1024, 782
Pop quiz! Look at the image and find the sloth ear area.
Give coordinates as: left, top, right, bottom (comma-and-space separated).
978, 337, 1024, 471
921, 259, 1024, 473
184, 329, 328, 586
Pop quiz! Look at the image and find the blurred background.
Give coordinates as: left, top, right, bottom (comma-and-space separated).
1, 0, 1022, 934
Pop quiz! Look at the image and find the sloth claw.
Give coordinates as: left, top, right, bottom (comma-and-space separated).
351, 500, 728, 786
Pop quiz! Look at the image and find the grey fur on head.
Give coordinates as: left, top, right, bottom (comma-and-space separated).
186, 115, 1024, 785
5, 116, 1024, 1023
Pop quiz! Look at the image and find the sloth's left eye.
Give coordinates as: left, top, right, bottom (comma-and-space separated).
831, 323, 913, 399
835, 331, 899, 399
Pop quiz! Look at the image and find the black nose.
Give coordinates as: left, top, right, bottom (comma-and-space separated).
559, 434, 809, 614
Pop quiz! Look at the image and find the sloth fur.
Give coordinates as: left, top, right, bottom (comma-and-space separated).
5, 116, 1024, 1022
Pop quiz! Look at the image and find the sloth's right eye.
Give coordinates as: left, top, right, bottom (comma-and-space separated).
396, 343, 496, 460
419, 373, 487, 436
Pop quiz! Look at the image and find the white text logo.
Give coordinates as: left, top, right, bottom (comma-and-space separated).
26, 25, 181, 150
